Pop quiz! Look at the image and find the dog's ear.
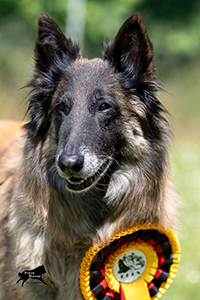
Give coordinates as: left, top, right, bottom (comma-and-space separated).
34, 14, 80, 76
104, 13, 154, 81
25, 14, 80, 140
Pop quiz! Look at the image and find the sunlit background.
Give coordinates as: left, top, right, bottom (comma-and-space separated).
0, 0, 200, 298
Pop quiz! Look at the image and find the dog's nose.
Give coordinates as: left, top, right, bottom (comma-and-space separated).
57, 154, 84, 175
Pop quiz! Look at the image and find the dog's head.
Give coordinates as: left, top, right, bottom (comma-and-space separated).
25, 14, 169, 194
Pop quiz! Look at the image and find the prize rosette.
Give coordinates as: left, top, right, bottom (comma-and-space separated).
80, 222, 180, 300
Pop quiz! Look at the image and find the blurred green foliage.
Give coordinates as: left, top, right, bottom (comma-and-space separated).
1, 0, 200, 61
0, 1, 200, 299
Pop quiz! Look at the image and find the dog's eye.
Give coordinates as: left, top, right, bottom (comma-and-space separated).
99, 103, 111, 111
56, 103, 65, 112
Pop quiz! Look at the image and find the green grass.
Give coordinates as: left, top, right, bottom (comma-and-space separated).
160, 61, 200, 299
162, 143, 200, 300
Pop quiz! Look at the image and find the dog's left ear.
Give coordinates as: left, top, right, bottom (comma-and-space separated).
104, 13, 154, 81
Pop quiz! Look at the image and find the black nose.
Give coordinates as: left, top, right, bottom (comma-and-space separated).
57, 154, 84, 176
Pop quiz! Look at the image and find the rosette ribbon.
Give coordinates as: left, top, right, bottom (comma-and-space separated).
80, 222, 180, 300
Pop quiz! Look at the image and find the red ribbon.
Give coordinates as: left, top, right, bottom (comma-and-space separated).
120, 283, 126, 300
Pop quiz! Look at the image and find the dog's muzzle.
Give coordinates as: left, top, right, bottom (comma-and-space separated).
56, 153, 111, 192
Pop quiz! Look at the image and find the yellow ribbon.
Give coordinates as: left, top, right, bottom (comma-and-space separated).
121, 279, 150, 300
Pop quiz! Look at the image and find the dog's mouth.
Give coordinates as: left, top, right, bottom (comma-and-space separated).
65, 159, 110, 192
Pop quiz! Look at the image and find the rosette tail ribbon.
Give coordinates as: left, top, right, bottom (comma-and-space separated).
120, 280, 150, 300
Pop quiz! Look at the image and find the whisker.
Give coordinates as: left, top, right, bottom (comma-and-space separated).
94, 186, 106, 192
96, 155, 120, 168
112, 157, 120, 167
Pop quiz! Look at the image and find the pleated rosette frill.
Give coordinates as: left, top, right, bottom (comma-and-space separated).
80, 222, 180, 300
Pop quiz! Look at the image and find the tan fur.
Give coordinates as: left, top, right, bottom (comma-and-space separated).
0, 121, 25, 183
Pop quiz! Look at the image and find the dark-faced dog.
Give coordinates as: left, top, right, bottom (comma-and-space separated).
0, 13, 178, 299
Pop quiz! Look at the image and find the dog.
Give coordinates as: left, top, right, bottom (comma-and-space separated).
0, 13, 178, 299
16, 265, 47, 287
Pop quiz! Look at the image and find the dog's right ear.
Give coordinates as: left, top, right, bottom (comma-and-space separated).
34, 14, 80, 76
25, 15, 80, 140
